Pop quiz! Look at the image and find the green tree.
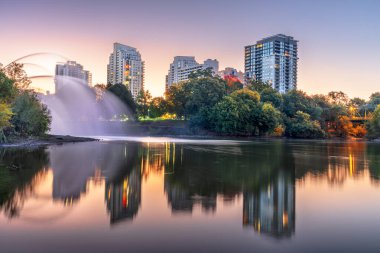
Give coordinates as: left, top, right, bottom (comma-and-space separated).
210, 96, 241, 134
260, 87, 283, 109
0, 71, 17, 103
0, 103, 13, 142
367, 105, 380, 139
10, 92, 51, 136
283, 90, 321, 120
136, 90, 152, 118
285, 111, 326, 139
188, 68, 214, 79
149, 97, 168, 118
365, 92, 380, 112
186, 77, 227, 117
2, 62, 31, 90
107, 83, 137, 119
257, 103, 282, 135
165, 82, 191, 119
248, 79, 272, 93
210, 89, 281, 136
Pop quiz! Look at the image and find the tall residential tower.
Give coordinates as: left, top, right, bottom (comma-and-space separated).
107, 43, 144, 98
245, 34, 298, 93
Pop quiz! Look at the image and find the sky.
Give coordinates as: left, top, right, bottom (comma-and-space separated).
1, 0, 379, 98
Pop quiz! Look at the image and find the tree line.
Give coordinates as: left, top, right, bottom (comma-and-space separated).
117, 69, 380, 139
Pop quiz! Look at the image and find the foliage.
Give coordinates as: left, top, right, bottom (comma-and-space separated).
210, 89, 281, 136
0, 103, 13, 142
258, 103, 282, 135
365, 92, 380, 112
248, 79, 272, 93
0, 71, 17, 103
107, 83, 137, 119
327, 91, 350, 106
136, 90, 152, 118
335, 116, 354, 138
166, 76, 227, 121
367, 105, 380, 139
1, 62, 31, 90
285, 111, 326, 139
188, 68, 214, 79
283, 90, 321, 120
260, 87, 283, 109
0, 103, 13, 129
10, 91, 51, 136
165, 82, 191, 119
149, 97, 168, 118
210, 96, 241, 134
0, 67, 51, 139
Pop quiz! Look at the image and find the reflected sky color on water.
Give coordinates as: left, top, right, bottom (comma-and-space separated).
1, 139, 380, 253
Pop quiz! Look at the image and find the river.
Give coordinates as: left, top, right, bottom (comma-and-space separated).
1, 138, 380, 252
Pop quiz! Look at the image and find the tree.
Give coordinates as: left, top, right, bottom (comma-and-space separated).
0, 103, 13, 142
10, 91, 51, 136
107, 83, 136, 119
336, 116, 354, 138
283, 90, 321, 120
350, 97, 366, 108
186, 77, 227, 117
285, 111, 326, 139
188, 68, 213, 79
367, 105, 380, 139
366, 92, 380, 112
165, 82, 192, 119
248, 79, 272, 93
210, 89, 281, 136
136, 90, 152, 118
149, 97, 168, 118
257, 103, 282, 135
0, 71, 17, 103
260, 87, 283, 109
210, 96, 240, 134
2, 62, 31, 90
328, 91, 349, 106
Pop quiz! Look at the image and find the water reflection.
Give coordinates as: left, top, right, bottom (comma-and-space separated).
0, 148, 49, 218
0, 140, 380, 241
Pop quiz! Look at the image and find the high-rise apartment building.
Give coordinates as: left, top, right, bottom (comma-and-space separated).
107, 43, 144, 98
245, 34, 298, 93
165, 56, 219, 91
55, 60, 92, 92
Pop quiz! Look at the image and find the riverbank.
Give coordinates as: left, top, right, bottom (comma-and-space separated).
0, 135, 98, 148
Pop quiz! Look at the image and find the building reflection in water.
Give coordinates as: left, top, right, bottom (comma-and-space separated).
105, 169, 141, 224
1, 140, 380, 236
243, 171, 295, 238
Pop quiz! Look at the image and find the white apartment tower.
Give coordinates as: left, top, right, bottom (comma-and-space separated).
165, 56, 219, 91
55, 60, 92, 93
107, 43, 145, 98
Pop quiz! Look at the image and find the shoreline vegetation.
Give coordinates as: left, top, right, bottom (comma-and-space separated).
1, 65, 380, 144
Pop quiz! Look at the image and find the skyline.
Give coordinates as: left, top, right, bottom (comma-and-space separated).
1, 0, 380, 98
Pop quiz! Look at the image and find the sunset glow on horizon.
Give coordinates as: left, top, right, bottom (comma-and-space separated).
1, 0, 379, 98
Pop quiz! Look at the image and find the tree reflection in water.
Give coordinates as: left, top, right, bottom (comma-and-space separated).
0, 140, 379, 238
0, 148, 49, 218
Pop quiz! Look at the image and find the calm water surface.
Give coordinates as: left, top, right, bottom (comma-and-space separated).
1, 138, 380, 253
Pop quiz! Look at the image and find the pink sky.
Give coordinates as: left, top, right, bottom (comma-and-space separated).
1, 0, 379, 98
